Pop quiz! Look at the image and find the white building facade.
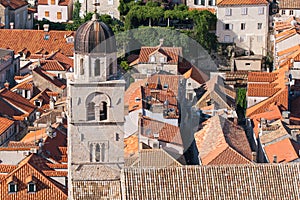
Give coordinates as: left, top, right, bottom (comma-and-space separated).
216, 0, 269, 56
37, 0, 73, 22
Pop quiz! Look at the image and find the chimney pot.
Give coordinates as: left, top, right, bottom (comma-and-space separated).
43, 24, 49, 32
4, 81, 9, 89
273, 155, 277, 163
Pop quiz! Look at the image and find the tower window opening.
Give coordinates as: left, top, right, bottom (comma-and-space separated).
87, 102, 95, 121
95, 59, 100, 76
95, 143, 100, 162
100, 101, 107, 121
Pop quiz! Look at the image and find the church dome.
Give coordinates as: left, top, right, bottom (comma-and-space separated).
74, 16, 116, 54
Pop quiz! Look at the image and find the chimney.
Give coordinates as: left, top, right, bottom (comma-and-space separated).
4, 81, 9, 89
252, 152, 257, 162
43, 24, 49, 32
49, 96, 55, 109
273, 155, 277, 163
159, 38, 164, 47
282, 111, 290, 124
9, 22, 14, 29
260, 118, 267, 129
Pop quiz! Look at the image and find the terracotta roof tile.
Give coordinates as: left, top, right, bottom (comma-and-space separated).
123, 164, 300, 199
140, 116, 183, 146
45, 163, 67, 169
39, 60, 66, 71
204, 146, 253, 165
248, 87, 280, 97
33, 67, 66, 89
250, 104, 282, 138
0, 88, 36, 116
275, 28, 298, 44
0, 117, 14, 135
0, 29, 74, 58
42, 170, 67, 177
259, 120, 290, 145
280, 0, 300, 9
248, 72, 278, 82
138, 46, 182, 64
11, 78, 33, 91
264, 138, 299, 163
47, 51, 73, 69
195, 115, 252, 165
218, 0, 268, 6
0, 165, 17, 173
246, 66, 289, 117
179, 58, 208, 84
38, 0, 71, 6
131, 149, 182, 167
188, 7, 216, 14
21, 128, 46, 143
124, 134, 139, 158
0, 154, 67, 199
0, 0, 28, 9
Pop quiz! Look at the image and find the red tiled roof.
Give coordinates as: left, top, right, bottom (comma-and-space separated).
0, 0, 28, 9
30, 89, 51, 106
125, 74, 183, 113
140, 116, 183, 146
248, 72, 278, 82
0, 165, 17, 173
275, 28, 299, 44
47, 51, 73, 69
0, 29, 74, 58
0, 117, 14, 135
218, 0, 268, 5
11, 78, 33, 91
58, 0, 71, 6
33, 67, 66, 89
203, 146, 253, 165
124, 134, 139, 158
123, 164, 300, 199
42, 170, 67, 177
38, 0, 71, 6
188, 7, 216, 14
46, 163, 67, 169
264, 138, 299, 163
0, 154, 67, 199
274, 17, 295, 31
247, 88, 288, 117
280, 0, 300, 9
138, 46, 182, 64
0, 88, 36, 116
179, 58, 208, 84
250, 104, 282, 138
39, 60, 66, 71
248, 87, 280, 97
195, 115, 253, 165
21, 128, 46, 143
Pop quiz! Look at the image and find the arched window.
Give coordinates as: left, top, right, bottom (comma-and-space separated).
87, 102, 95, 121
94, 59, 100, 76
80, 58, 84, 75
100, 101, 107, 121
89, 143, 93, 162
109, 58, 113, 76
101, 143, 105, 162
95, 143, 100, 162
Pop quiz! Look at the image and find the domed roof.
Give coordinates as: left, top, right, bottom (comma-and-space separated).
74, 17, 116, 54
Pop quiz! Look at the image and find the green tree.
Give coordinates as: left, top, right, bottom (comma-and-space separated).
236, 88, 247, 120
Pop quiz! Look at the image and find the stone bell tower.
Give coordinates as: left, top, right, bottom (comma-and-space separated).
67, 13, 125, 199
